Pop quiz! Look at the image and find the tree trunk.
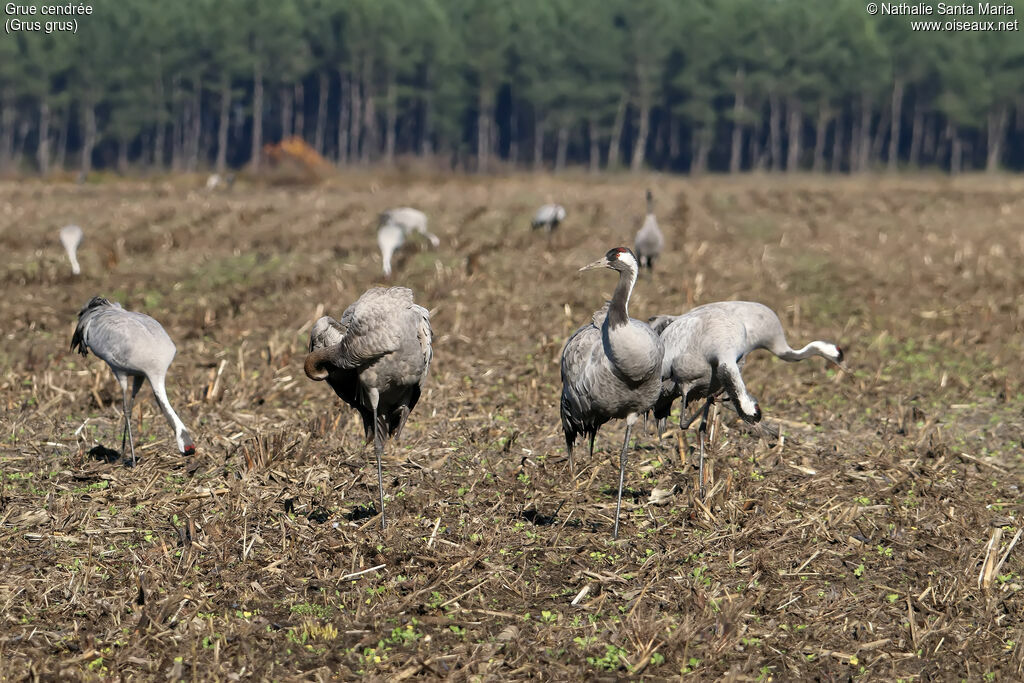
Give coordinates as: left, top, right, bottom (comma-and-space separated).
280, 85, 292, 140
588, 116, 600, 173
607, 94, 627, 168
251, 61, 263, 171
54, 108, 69, 171
314, 72, 328, 155
533, 115, 545, 171
81, 100, 96, 175
870, 103, 889, 166
692, 129, 710, 175
336, 71, 349, 163
986, 105, 1008, 172
922, 114, 937, 164
750, 114, 767, 170
476, 86, 490, 172
812, 104, 829, 172
293, 82, 304, 140
360, 59, 374, 164
831, 112, 843, 173
729, 68, 746, 173
508, 101, 519, 165
630, 93, 650, 171
384, 74, 397, 165
949, 125, 962, 174
555, 124, 569, 172
349, 65, 361, 161
768, 93, 782, 172
887, 77, 904, 171
668, 115, 680, 164
0, 87, 14, 171
857, 92, 872, 172
419, 85, 432, 158
151, 74, 165, 167
908, 100, 924, 167
117, 137, 129, 174
216, 72, 231, 173
37, 100, 50, 176
187, 77, 202, 171
785, 98, 801, 172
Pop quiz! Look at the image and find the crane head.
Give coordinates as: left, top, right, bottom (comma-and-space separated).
579, 247, 638, 274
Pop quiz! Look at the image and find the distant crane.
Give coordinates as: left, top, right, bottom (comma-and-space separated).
378, 208, 440, 278
59, 225, 83, 276
560, 247, 664, 539
531, 204, 566, 232
70, 297, 196, 465
634, 190, 664, 271
650, 301, 844, 496
304, 287, 433, 529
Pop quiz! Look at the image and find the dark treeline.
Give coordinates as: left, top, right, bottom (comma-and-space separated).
2, 0, 1024, 176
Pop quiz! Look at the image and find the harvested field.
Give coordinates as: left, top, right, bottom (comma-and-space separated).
1, 173, 1023, 680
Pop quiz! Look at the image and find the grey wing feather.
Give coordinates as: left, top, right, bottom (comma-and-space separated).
309, 316, 347, 353
329, 287, 413, 370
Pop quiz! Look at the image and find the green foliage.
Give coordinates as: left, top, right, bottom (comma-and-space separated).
2, 0, 1023, 173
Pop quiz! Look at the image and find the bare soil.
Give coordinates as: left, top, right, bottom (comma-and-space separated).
1, 173, 1022, 680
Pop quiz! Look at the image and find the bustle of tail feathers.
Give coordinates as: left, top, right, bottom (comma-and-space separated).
70, 296, 115, 356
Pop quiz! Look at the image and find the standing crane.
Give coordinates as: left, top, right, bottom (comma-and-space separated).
59, 225, 83, 276
531, 204, 566, 233
634, 190, 664, 271
560, 247, 664, 538
377, 208, 440, 278
70, 297, 196, 465
304, 287, 433, 529
650, 301, 844, 495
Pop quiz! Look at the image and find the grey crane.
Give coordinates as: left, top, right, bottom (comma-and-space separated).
378, 207, 440, 278
650, 301, 844, 495
531, 204, 566, 232
560, 247, 664, 539
304, 286, 433, 529
59, 224, 83, 276
634, 190, 664, 271
70, 296, 196, 465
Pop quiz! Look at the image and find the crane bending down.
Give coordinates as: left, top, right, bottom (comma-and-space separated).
531, 204, 566, 232
649, 301, 844, 496
304, 287, 433, 529
633, 190, 664, 271
377, 208, 440, 278
70, 297, 196, 465
560, 248, 664, 539
60, 225, 83, 276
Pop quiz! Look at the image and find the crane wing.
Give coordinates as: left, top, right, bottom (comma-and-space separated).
325, 287, 414, 370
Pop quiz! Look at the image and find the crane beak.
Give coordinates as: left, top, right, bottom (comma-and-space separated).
579, 257, 609, 272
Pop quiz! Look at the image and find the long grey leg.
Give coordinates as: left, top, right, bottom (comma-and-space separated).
697, 397, 714, 499
613, 414, 639, 540
374, 406, 386, 530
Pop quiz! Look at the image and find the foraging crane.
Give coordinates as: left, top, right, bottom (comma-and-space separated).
378, 208, 440, 278
634, 190, 664, 271
59, 225, 83, 276
70, 297, 196, 465
650, 301, 844, 496
560, 247, 664, 539
304, 287, 433, 529
531, 204, 566, 232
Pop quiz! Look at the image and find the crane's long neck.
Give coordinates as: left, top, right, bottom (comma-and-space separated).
607, 264, 637, 329
646, 192, 654, 215
776, 341, 842, 364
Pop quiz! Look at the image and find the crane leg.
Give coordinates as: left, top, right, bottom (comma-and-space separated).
120, 386, 137, 467
373, 406, 386, 530
613, 415, 638, 540
697, 397, 714, 499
